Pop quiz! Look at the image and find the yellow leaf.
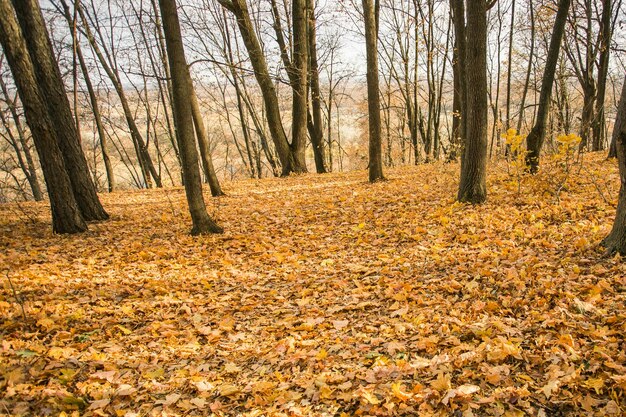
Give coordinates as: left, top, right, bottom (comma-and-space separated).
456, 384, 480, 396
37, 317, 55, 330
584, 377, 605, 394
391, 382, 412, 401
219, 384, 241, 397
219, 316, 236, 332
360, 389, 381, 405
431, 373, 451, 392
224, 362, 241, 373
540, 379, 559, 399
143, 367, 164, 379
316, 349, 328, 361
115, 325, 132, 335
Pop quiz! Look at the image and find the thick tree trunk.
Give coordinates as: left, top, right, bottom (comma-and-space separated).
601, 78, 626, 255
457, 0, 487, 203
290, 0, 309, 173
190, 86, 224, 196
159, 0, 222, 235
525, 0, 571, 173
363, 0, 384, 182
13, 0, 108, 221
218, 0, 295, 174
0, 0, 86, 233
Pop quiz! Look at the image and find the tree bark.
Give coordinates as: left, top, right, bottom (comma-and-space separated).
13, 0, 108, 221
57, 0, 115, 193
218, 0, 295, 174
457, 0, 488, 203
505, 0, 515, 130
190, 86, 224, 196
450, 0, 467, 161
0, 75, 43, 200
306, 0, 327, 173
159, 0, 222, 235
363, 0, 384, 182
516, 0, 534, 133
592, 0, 613, 151
525, 0, 571, 173
0, 0, 86, 233
75, 0, 162, 188
601, 77, 626, 255
290, 0, 309, 173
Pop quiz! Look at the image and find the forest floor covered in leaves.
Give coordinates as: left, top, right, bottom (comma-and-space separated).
1, 153, 626, 417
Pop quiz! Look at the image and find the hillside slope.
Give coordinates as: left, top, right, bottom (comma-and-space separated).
1, 154, 625, 416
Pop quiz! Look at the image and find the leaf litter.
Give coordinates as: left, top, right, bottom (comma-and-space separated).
1, 154, 625, 416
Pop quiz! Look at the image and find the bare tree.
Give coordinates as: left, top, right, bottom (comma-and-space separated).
0, 63, 43, 200
455, 0, 488, 203
13, 0, 108, 220
363, 0, 384, 182
0, 0, 86, 232
158, 0, 223, 234
525, 0, 571, 173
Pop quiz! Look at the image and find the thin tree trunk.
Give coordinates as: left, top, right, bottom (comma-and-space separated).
218, 0, 295, 174
159, 0, 222, 235
516, 0, 534, 133
57, 0, 115, 193
592, 0, 613, 151
0, 75, 43, 200
505, 0, 515, 130
190, 86, 224, 196
525, 0, 571, 173
451, 0, 467, 156
75, 0, 162, 188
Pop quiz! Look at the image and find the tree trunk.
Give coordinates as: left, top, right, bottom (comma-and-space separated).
218, 0, 295, 174
363, 0, 384, 182
159, 0, 222, 235
0, 75, 43, 201
306, 0, 327, 173
290, 0, 309, 173
505, 0, 515, 129
190, 86, 224, 196
525, 0, 571, 173
75, 0, 162, 189
13, 0, 108, 221
0, 0, 86, 233
450, 0, 467, 159
516, 0, 534, 133
601, 77, 626, 255
58, 1, 115, 193
457, 0, 487, 203
592, 0, 613, 151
